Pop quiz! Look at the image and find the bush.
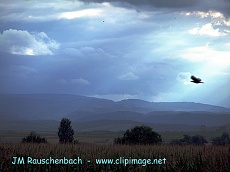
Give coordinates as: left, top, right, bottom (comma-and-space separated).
73, 139, 79, 144
21, 131, 47, 143
212, 132, 230, 145
170, 134, 207, 145
170, 139, 183, 145
191, 135, 208, 145
114, 125, 162, 145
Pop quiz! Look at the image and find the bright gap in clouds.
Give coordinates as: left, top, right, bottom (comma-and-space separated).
11, 47, 35, 56
58, 9, 102, 19
169, 45, 230, 105
179, 45, 230, 68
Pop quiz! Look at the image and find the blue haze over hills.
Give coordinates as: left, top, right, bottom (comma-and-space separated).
0, 94, 229, 132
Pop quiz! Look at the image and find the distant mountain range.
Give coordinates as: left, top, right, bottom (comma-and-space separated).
0, 94, 229, 131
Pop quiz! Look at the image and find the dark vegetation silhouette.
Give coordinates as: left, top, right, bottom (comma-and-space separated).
190, 75, 204, 84
170, 132, 230, 145
114, 125, 162, 145
21, 131, 47, 143
58, 118, 74, 143
170, 134, 207, 145
212, 132, 230, 145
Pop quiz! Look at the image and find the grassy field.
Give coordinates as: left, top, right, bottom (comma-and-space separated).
0, 130, 230, 171
0, 129, 228, 144
0, 143, 230, 172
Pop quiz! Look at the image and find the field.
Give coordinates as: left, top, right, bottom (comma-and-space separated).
1, 129, 230, 171
0, 129, 228, 144
0, 143, 230, 172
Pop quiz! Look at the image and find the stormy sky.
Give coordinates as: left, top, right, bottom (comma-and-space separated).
0, 0, 230, 107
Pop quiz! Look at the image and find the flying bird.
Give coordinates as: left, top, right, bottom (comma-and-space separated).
190, 75, 204, 84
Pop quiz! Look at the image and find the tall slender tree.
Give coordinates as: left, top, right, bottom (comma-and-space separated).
58, 118, 74, 143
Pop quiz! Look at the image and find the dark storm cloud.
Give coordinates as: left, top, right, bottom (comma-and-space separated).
83, 0, 200, 8
81, 0, 230, 17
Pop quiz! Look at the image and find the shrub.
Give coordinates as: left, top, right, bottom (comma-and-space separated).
114, 125, 162, 145
73, 139, 79, 144
170, 139, 183, 145
212, 132, 230, 145
21, 131, 47, 143
191, 135, 207, 145
170, 134, 207, 145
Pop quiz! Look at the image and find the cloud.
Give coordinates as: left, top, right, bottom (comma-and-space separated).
0, 29, 59, 55
0, 1, 229, 107
58, 9, 102, 19
62, 48, 84, 56
118, 72, 139, 80
79, 0, 200, 8
70, 78, 91, 85
58, 78, 90, 85
91, 93, 138, 101
78, 0, 230, 18
0, 65, 38, 80
10, 65, 37, 74
80, 47, 105, 54
6, 65, 37, 78
61, 47, 106, 59
0, 0, 84, 22
188, 23, 227, 36
184, 10, 223, 18
1, 0, 230, 24
61, 47, 105, 57
178, 45, 230, 78
179, 45, 230, 65
212, 72, 230, 76
152, 92, 181, 102
177, 72, 191, 84
183, 10, 230, 26
57, 79, 68, 84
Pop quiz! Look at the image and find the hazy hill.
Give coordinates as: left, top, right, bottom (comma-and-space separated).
116, 99, 229, 113
0, 94, 230, 131
0, 94, 116, 120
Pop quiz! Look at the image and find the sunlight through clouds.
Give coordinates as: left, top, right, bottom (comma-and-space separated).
180, 45, 230, 66
58, 9, 102, 19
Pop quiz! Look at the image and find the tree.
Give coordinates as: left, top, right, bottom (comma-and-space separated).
212, 132, 230, 145
114, 125, 162, 145
221, 132, 230, 141
58, 118, 74, 143
22, 131, 47, 143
